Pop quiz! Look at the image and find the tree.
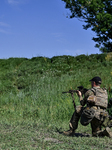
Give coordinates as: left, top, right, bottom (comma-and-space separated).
62, 0, 112, 52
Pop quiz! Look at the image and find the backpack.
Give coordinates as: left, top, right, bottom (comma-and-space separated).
87, 87, 108, 109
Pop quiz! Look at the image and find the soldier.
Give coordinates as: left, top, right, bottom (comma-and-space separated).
63, 76, 112, 137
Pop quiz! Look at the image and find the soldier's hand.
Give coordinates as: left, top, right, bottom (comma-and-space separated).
77, 90, 82, 97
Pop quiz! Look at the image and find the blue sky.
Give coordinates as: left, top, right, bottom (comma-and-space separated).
0, 0, 101, 59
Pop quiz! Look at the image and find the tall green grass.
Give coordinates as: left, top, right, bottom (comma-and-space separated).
0, 53, 112, 125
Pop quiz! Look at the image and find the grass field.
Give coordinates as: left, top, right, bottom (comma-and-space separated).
0, 53, 112, 149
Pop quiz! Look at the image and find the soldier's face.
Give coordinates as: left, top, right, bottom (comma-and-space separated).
91, 81, 94, 87
91, 81, 96, 87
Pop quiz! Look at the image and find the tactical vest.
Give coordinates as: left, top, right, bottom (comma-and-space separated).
87, 87, 108, 109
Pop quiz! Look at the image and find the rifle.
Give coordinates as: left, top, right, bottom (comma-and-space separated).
62, 86, 88, 108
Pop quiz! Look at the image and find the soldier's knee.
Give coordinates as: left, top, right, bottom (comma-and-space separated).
75, 105, 82, 114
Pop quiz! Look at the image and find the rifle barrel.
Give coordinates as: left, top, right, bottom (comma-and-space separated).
62, 90, 77, 94
62, 92, 69, 94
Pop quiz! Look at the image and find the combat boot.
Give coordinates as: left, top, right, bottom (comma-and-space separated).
102, 127, 112, 138
63, 129, 75, 136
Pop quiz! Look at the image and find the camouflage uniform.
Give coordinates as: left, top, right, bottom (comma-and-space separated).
68, 86, 112, 137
